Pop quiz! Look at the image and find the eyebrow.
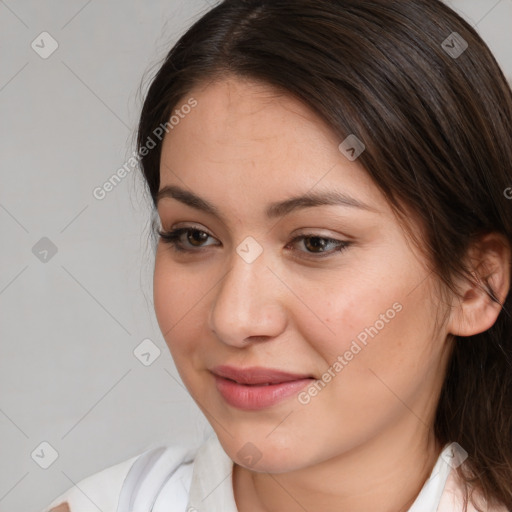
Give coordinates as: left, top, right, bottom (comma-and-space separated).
156, 184, 378, 220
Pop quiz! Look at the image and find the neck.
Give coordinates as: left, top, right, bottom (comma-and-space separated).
233, 423, 443, 512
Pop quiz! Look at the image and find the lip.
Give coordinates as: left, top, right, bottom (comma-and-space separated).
211, 365, 315, 410
211, 365, 313, 385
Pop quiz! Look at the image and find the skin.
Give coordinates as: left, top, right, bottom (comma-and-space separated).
49, 504, 69, 512
152, 76, 510, 512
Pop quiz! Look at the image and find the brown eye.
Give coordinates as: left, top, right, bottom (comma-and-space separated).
158, 227, 218, 252
303, 236, 330, 253
187, 230, 210, 247
287, 234, 351, 258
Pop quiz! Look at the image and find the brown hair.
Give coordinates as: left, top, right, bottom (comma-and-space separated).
137, 0, 512, 509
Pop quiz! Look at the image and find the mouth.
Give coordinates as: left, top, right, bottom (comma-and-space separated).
210, 365, 316, 410
210, 364, 315, 385
223, 380, 280, 386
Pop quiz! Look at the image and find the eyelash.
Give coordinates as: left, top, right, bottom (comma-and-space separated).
157, 227, 351, 259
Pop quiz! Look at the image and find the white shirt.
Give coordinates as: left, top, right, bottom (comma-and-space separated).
42, 433, 507, 512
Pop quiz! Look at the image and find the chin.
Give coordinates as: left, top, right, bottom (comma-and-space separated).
217, 431, 311, 474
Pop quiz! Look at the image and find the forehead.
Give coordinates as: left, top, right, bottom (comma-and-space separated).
157, 76, 393, 226
161, 78, 362, 176
164, 76, 342, 159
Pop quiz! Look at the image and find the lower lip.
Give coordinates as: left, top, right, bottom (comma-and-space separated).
213, 374, 314, 410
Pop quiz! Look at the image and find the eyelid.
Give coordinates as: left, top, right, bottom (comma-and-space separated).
165, 223, 346, 242
168, 222, 213, 234
158, 225, 352, 258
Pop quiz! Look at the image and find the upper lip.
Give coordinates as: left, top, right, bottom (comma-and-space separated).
210, 365, 314, 385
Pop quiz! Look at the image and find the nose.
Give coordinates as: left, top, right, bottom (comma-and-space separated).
208, 246, 288, 347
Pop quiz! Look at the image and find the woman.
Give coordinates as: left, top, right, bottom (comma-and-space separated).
43, 0, 512, 511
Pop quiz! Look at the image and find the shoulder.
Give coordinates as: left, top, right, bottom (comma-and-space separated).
41, 452, 140, 512
41, 442, 198, 512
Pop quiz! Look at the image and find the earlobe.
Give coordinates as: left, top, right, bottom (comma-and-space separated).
448, 232, 511, 338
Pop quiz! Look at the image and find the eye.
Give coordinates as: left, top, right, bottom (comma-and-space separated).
286, 233, 351, 258
157, 227, 218, 252
157, 227, 351, 258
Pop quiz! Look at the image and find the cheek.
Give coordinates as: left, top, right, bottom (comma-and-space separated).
153, 250, 206, 357
291, 277, 440, 441
293, 259, 436, 378
313, 280, 439, 413
288, 271, 398, 364
153, 251, 178, 336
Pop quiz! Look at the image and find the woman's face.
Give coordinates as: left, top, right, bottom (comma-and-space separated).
154, 76, 452, 472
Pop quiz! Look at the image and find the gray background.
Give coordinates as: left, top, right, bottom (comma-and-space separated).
0, 1, 511, 510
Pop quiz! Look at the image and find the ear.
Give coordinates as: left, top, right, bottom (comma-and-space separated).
448, 232, 511, 337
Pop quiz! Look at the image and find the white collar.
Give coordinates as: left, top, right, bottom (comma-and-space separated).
186, 433, 238, 511
186, 433, 455, 512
